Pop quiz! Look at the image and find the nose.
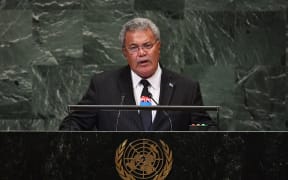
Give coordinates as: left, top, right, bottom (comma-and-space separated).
137, 47, 147, 57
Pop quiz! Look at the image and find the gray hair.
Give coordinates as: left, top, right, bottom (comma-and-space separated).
119, 17, 160, 47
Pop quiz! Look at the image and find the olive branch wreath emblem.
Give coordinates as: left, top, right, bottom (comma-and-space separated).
115, 139, 173, 180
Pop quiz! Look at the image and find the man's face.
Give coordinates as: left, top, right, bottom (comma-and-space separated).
122, 28, 161, 78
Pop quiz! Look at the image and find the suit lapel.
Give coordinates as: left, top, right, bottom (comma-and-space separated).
152, 68, 176, 130
117, 66, 143, 130
159, 69, 175, 105
117, 66, 136, 105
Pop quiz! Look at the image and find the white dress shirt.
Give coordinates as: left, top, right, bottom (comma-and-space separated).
131, 64, 162, 122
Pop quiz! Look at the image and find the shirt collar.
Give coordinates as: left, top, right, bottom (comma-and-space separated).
131, 63, 162, 90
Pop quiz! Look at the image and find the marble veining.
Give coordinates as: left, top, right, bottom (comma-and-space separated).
0, 0, 287, 130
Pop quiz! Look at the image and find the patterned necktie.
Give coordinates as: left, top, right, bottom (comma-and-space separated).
140, 79, 152, 131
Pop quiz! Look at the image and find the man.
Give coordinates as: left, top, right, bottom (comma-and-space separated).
59, 17, 212, 131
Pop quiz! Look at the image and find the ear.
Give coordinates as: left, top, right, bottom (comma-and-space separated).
122, 47, 128, 58
157, 41, 161, 53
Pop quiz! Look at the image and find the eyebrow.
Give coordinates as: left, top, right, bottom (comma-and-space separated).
128, 41, 153, 46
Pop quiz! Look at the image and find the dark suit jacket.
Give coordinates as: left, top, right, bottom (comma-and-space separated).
59, 65, 212, 131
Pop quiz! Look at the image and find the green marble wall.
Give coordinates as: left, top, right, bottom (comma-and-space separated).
0, 0, 287, 130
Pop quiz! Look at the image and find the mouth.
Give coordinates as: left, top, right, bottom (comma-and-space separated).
137, 59, 150, 66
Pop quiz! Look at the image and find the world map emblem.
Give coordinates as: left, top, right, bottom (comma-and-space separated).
115, 139, 173, 180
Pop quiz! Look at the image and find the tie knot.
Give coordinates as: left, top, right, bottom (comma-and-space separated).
140, 79, 150, 88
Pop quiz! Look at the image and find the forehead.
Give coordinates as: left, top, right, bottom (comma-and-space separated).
124, 28, 156, 44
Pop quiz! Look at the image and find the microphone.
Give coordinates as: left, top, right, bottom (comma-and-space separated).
148, 93, 217, 130
148, 93, 173, 131
115, 94, 125, 131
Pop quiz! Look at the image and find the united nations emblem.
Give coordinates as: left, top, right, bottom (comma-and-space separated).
115, 139, 173, 180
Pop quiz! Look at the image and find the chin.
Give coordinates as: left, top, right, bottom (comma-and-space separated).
135, 66, 155, 78
140, 72, 153, 78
